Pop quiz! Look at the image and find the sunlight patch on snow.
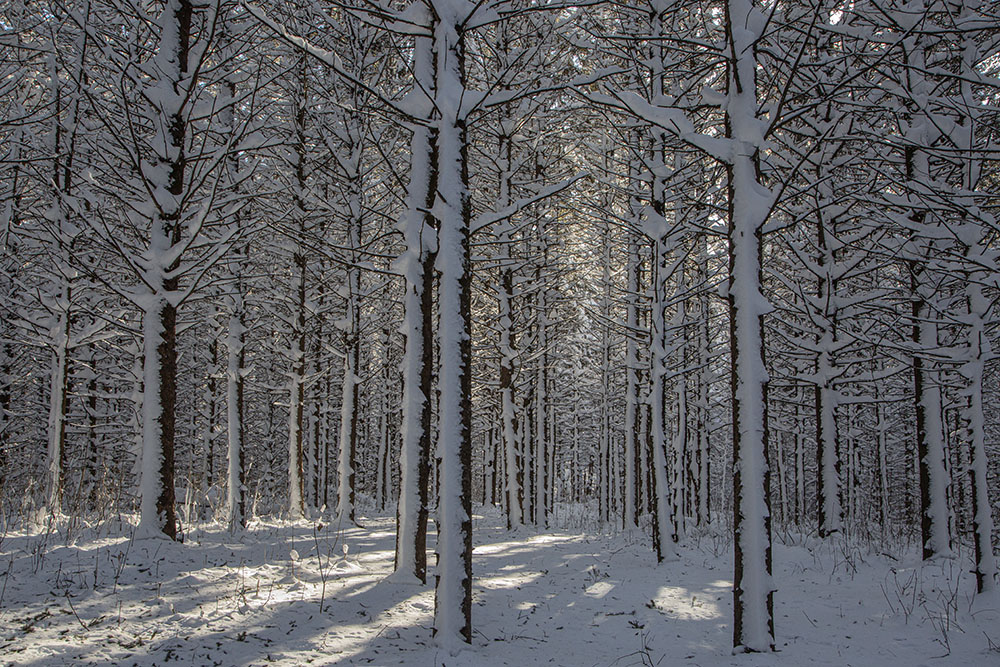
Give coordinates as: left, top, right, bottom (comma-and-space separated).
655, 585, 723, 620
473, 543, 508, 555
256, 579, 318, 606
584, 581, 615, 599
527, 534, 576, 545
350, 548, 396, 564
477, 571, 544, 589
6, 515, 997, 665
366, 530, 395, 539
474, 538, 555, 556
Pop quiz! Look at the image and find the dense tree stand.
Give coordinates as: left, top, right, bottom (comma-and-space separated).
2, 0, 998, 660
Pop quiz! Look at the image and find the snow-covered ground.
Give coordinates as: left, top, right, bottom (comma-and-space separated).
2, 508, 997, 666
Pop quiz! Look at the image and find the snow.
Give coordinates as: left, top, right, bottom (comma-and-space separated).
3, 510, 998, 666
7, 0, 999, 663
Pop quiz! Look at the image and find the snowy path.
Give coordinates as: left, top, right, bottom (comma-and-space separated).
1, 510, 997, 666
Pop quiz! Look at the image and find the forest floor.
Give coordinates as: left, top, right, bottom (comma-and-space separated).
1, 506, 998, 666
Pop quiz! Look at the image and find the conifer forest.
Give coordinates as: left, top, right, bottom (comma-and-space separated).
1, 0, 1000, 664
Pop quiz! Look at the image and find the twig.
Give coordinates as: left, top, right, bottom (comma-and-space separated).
64, 591, 89, 633
313, 524, 328, 613
0, 553, 13, 609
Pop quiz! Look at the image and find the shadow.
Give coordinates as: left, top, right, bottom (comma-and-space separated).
3, 513, 726, 666
4, 509, 985, 667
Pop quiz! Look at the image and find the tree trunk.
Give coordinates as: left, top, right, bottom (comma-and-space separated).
963, 280, 997, 591
336, 332, 359, 525
650, 237, 677, 562
814, 195, 842, 538
45, 285, 71, 516
394, 24, 435, 584
910, 262, 950, 560
432, 4, 473, 645
287, 55, 309, 520
137, 0, 195, 541
624, 229, 641, 529
599, 218, 612, 524
221, 13, 245, 532
534, 237, 548, 528
226, 266, 246, 531
726, 0, 774, 651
